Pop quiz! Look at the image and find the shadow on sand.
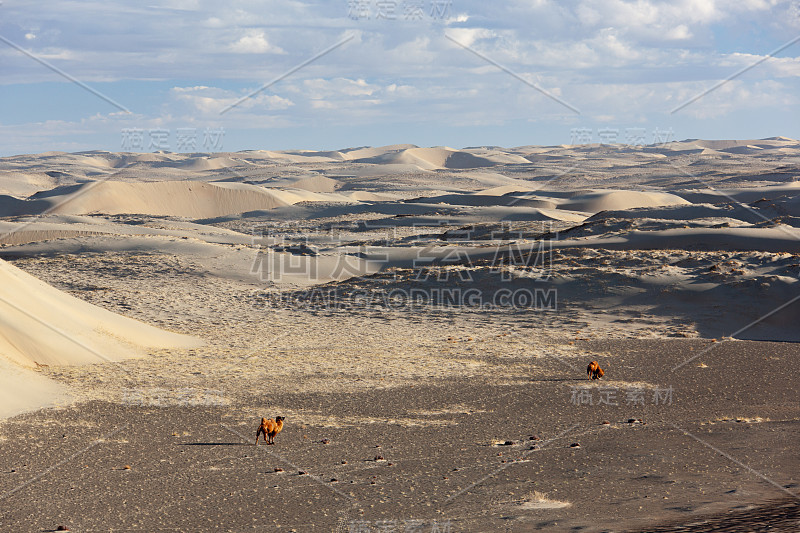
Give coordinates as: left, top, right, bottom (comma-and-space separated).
181, 442, 247, 446
528, 377, 585, 382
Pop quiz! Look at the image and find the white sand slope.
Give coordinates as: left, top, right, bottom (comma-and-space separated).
0, 258, 203, 417
0, 359, 70, 419
0, 258, 203, 368
559, 190, 690, 212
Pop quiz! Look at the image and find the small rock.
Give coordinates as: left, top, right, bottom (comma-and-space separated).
320, 439, 330, 444
330, 478, 338, 483
341, 460, 347, 465
569, 443, 581, 448
298, 471, 307, 475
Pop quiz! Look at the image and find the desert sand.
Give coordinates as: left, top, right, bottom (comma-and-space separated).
0, 138, 798, 531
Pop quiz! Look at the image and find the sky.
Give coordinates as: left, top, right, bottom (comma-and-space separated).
1, 0, 799, 155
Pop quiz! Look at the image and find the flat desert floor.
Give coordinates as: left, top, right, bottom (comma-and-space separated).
0, 139, 798, 531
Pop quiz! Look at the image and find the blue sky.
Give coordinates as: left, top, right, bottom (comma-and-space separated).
1, 0, 799, 155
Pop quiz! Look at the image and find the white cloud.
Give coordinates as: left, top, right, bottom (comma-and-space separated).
170, 86, 294, 114
1, 0, 798, 152
228, 29, 286, 54
301, 78, 380, 99
446, 28, 494, 48
722, 53, 800, 78
665, 24, 692, 40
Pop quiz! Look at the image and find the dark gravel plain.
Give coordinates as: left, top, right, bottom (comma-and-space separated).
0, 339, 797, 532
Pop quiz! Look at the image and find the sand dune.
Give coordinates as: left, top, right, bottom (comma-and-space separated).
408, 189, 689, 213
339, 144, 419, 160
587, 203, 757, 223
679, 137, 798, 150
2, 137, 799, 421
0, 258, 202, 368
0, 258, 202, 416
0, 171, 59, 196
558, 190, 690, 212
477, 183, 537, 195
456, 174, 536, 190
554, 226, 800, 253
0, 359, 69, 418
278, 175, 340, 193
406, 192, 552, 208
214, 174, 341, 193
0, 215, 254, 246
2, 180, 387, 218
258, 150, 345, 163
588, 200, 800, 226
1, 138, 798, 532
366, 206, 588, 227
35, 181, 292, 217
459, 148, 532, 166
674, 183, 800, 204
352, 147, 503, 170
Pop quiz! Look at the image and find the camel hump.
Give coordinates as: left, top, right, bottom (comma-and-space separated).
261, 417, 268, 424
